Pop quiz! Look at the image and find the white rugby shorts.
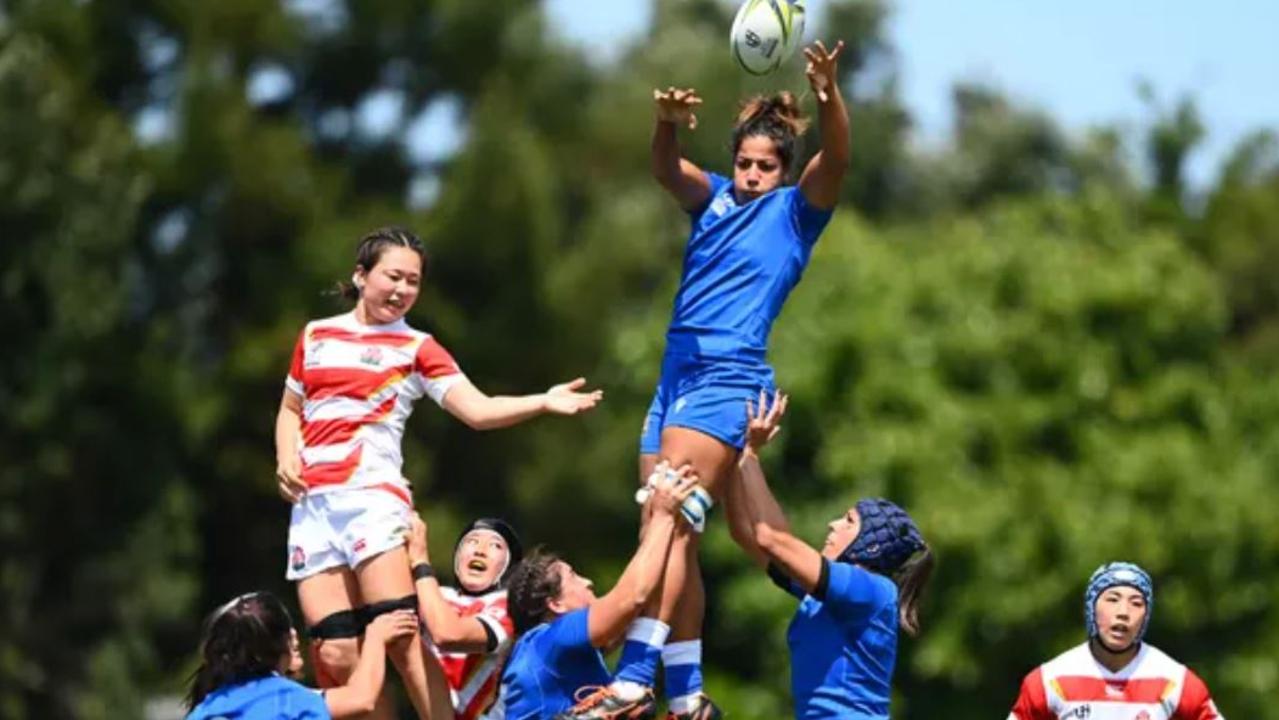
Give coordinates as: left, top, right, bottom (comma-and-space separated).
285, 483, 413, 581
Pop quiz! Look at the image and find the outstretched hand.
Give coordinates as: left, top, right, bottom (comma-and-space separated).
653, 87, 702, 130
403, 512, 430, 566
745, 389, 789, 453
804, 40, 844, 103
544, 377, 604, 416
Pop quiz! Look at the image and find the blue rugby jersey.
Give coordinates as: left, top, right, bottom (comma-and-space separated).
665, 173, 833, 360
498, 608, 611, 720
186, 673, 330, 720
783, 562, 900, 719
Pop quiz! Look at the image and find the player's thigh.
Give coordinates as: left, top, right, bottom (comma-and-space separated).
354, 545, 416, 602
659, 425, 739, 498
297, 566, 362, 626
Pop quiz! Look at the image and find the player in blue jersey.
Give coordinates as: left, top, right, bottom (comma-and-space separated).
726, 392, 934, 719
185, 591, 419, 720
582, 40, 852, 720
496, 466, 699, 720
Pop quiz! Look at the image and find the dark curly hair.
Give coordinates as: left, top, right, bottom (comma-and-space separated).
185, 592, 295, 710
335, 225, 427, 300
506, 548, 565, 635
731, 91, 811, 174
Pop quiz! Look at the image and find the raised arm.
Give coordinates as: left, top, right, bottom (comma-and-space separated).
587, 466, 697, 647
726, 392, 793, 567
404, 514, 501, 654
441, 377, 602, 431
732, 392, 826, 595
651, 87, 713, 211
323, 611, 418, 719
274, 388, 306, 503
798, 40, 850, 211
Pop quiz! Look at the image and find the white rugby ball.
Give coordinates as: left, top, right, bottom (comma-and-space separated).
730, 0, 806, 76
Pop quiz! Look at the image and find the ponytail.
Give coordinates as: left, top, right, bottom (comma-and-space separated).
892, 546, 934, 637
732, 92, 811, 172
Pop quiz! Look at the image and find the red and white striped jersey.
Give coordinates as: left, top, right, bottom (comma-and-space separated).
1009, 642, 1223, 720
286, 312, 465, 493
431, 587, 513, 720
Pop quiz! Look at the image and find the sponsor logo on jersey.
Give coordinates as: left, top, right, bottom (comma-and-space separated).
353, 538, 367, 554
290, 546, 306, 572
1064, 706, 1091, 719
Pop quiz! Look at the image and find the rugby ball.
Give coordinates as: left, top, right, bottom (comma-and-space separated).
730, 0, 806, 76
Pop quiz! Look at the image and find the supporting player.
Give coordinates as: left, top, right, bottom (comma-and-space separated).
726, 391, 934, 720
275, 226, 602, 719
403, 513, 524, 720
1007, 562, 1225, 719
186, 591, 418, 720
496, 466, 699, 720
599, 39, 850, 720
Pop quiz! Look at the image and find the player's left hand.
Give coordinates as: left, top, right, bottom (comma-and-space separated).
804, 39, 844, 103
404, 512, 431, 566
543, 377, 604, 415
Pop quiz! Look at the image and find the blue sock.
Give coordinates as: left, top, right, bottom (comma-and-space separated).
613, 618, 670, 688
663, 639, 704, 705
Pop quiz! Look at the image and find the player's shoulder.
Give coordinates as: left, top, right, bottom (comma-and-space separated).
1130, 643, 1187, 677
1041, 642, 1095, 676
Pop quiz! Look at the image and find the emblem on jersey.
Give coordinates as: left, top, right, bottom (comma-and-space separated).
1134, 712, 1152, 720
1105, 682, 1125, 699
352, 538, 367, 554
290, 546, 306, 572
360, 346, 383, 366
674, 396, 688, 414
709, 191, 736, 218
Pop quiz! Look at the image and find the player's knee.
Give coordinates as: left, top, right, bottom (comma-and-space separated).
308, 609, 366, 686
312, 637, 360, 685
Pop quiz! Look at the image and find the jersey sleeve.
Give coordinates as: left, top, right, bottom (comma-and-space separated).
1008, 667, 1054, 720
788, 186, 834, 246
414, 336, 465, 405
1176, 669, 1224, 719
286, 327, 307, 397
821, 562, 894, 628
475, 600, 515, 653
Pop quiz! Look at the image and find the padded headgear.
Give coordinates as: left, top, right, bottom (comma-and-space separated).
454, 517, 523, 596
838, 498, 926, 573
1084, 561, 1153, 646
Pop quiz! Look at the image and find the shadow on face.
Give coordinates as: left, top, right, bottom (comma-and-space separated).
732, 135, 785, 202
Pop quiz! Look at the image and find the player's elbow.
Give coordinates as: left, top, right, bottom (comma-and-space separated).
753, 522, 784, 556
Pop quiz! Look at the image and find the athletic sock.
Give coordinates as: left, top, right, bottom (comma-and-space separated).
612, 618, 670, 693
663, 639, 704, 708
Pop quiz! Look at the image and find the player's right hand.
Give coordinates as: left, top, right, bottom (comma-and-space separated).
275, 454, 306, 504
365, 610, 418, 644
649, 463, 699, 518
653, 87, 702, 130
404, 513, 431, 566
745, 389, 788, 453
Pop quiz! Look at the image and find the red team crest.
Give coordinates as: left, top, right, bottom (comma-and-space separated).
290, 546, 306, 572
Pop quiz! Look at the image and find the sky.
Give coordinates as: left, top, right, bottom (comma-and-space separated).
544, 0, 1279, 185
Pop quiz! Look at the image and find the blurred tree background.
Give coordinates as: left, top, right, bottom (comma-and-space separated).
2, 0, 1277, 718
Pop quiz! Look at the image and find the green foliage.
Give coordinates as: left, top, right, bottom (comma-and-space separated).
1, 1, 1278, 718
